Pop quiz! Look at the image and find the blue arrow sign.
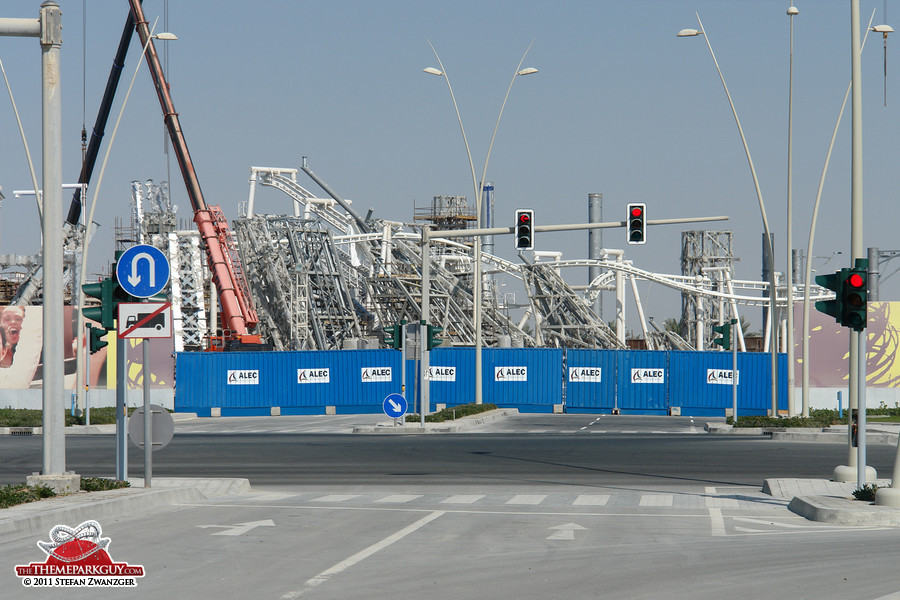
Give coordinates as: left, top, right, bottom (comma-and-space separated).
382, 393, 408, 419
116, 244, 170, 298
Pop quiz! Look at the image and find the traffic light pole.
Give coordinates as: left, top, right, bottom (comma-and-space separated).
420, 227, 431, 425
115, 333, 127, 481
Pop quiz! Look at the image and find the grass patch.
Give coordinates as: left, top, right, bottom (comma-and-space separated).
80, 477, 131, 492
0, 407, 169, 427
0, 478, 130, 510
406, 402, 498, 423
0, 483, 56, 509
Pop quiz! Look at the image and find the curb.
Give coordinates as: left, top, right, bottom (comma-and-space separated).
353, 408, 519, 434
0, 413, 199, 436
0, 487, 205, 545
788, 495, 900, 526
0, 475, 250, 545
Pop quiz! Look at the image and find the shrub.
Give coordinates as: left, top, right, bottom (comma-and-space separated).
853, 484, 878, 502
80, 477, 130, 492
406, 403, 498, 423
0, 483, 56, 509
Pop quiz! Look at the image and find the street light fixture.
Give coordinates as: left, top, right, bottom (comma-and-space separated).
424, 42, 537, 406
678, 13, 779, 416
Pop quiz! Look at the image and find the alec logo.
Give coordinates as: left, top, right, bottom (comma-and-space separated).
15, 520, 145, 588
568, 367, 602, 382
426, 366, 457, 381
362, 367, 392, 382
298, 368, 330, 384
495, 366, 527, 382
227, 370, 259, 385
631, 368, 665, 384
707, 369, 739, 385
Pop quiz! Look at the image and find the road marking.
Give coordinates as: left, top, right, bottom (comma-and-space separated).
506, 495, 548, 505
245, 493, 299, 503
547, 522, 587, 540
311, 494, 359, 503
375, 495, 423, 504
281, 511, 445, 599
705, 496, 740, 508
573, 494, 610, 506
197, 519, 275, 537
709, 508, 726, 537
441, 495, 485, 504
639, 494, 674, 507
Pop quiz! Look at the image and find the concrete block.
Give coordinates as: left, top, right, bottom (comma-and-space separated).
553, 404, 564, 414
326, 406, 336, 415
27, 472, 81, 495
271, 406, 281, 416
210, 407, 221, 417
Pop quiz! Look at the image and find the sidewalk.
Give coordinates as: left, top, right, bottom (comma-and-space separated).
0, 477, 249, 545
351, 408, 519, 433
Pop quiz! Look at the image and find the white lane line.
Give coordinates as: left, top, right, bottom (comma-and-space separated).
310, 494, 359, 503
709, 507, 726, 537
506, 495, 548, 505
281, 511, 445, 599
375, 495, 423, 504
441, 495, 485, 504
573, 495, 610, 506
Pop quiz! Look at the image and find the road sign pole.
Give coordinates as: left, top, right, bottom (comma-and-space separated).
143, 299, 152, 488
731, 319, 738, 423
115, 333, 127, 481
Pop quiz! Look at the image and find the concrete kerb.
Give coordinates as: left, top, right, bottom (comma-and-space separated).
706, 422, 900, 444
764, 477, 900, 526
0, 477, 250, 545
353, 408, 519, 434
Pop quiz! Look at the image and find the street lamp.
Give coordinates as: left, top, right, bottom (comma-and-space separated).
73, 21, 176, 479
678, 14, 780, 417
786, 4, 798, 416
424, 42, 537, 406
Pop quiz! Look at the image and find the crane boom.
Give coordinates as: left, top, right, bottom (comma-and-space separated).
127, 0, 258, 338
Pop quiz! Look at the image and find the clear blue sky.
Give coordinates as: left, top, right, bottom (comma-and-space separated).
0, 1, 898, 332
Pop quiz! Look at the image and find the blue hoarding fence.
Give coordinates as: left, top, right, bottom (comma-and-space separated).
175, 348, 787, 417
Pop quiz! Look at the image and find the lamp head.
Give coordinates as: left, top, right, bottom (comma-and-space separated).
517, 67, 538, 76
677, 28, 702, 38
423, 67, 444, 76
787, 6, 799, 16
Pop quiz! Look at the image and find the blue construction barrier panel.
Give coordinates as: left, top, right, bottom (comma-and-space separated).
482, 348, 564, 412
175, 349, 402, 416
564, 349, 618, 413
616, 350, 669, 415
667, 350, 787, 417
175, 348, 788, 417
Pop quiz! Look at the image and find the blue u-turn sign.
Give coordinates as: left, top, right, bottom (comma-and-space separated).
116, 244, 170, 298
383, 393, 408, 419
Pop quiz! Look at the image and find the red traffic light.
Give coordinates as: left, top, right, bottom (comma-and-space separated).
848, 272, 864, 288
630, 206, 643, 218
519, 213, 531, 224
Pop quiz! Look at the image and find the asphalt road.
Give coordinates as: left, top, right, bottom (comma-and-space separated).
0, 414, 896, 490
3, 414, 900, 600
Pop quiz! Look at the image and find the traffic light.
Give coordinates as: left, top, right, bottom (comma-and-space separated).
842, 261, 868, 332
383, 324, 401, 349
712, 321, 731, 351
626, 203, 646, 245
82, 277, 116, 329
87, 323, 108, 354
814, 270, 844, 324
426, 324, 444, 350
514, 209, 534, 251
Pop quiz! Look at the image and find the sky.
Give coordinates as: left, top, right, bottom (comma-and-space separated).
1, 0, 899, 334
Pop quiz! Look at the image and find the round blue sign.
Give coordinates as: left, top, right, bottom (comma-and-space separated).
383, 393, 408, 419
116, 245, 170, 298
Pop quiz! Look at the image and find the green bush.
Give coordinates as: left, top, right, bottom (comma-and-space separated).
853, 484, 878, 502
730, 413, 840, 428
406, 403, 498, 423
0, 483, 56, 509
80, 477, 130, 492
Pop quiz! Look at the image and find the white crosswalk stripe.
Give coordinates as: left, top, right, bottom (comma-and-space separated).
639, 494, 674, 507
506, 495, 548, 505
375, 495, 423, 504
573, 494, 610, 506
441, 495, 485, 504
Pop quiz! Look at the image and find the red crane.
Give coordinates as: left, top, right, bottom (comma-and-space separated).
128, 0, 259, 346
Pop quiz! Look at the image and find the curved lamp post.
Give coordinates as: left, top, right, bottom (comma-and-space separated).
678, 14, 779, 416
74, 23, 176, 428
424, 42, 537, 406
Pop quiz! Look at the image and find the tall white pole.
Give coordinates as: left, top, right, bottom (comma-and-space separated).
40, 1, 65, 475
786, 5, 797, 415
